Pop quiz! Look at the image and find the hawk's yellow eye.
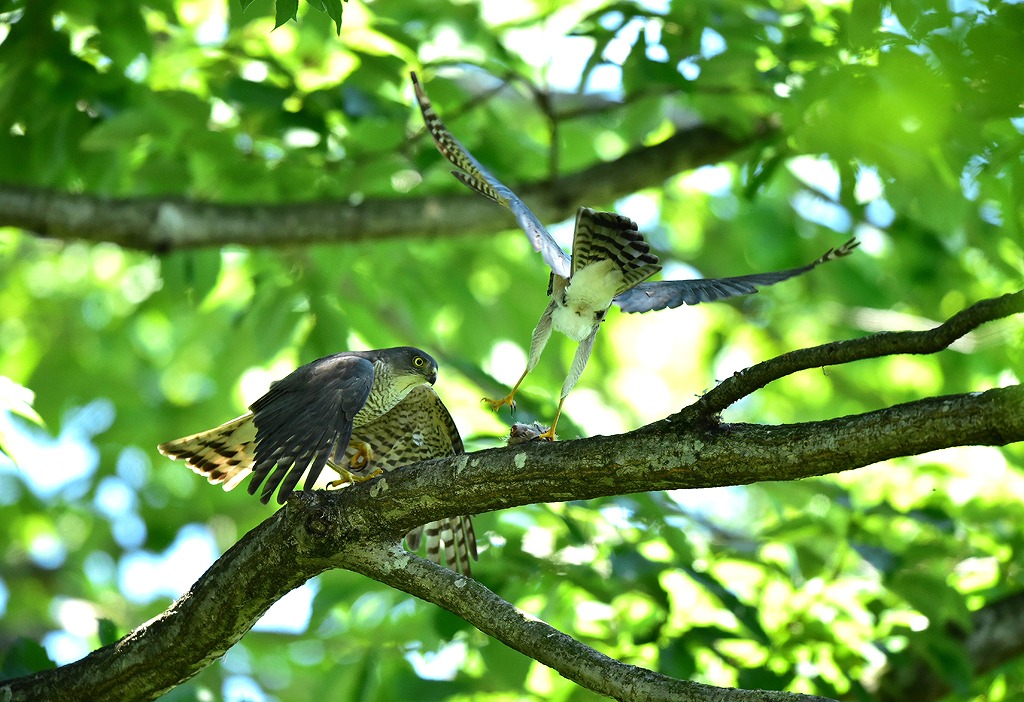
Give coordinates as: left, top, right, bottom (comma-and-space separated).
413, 356, 425, 367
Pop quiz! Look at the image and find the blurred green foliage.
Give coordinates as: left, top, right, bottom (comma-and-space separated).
0, 0, 1022, 700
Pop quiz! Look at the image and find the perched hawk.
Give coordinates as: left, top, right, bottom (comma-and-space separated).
158, 346, 477, 575
412, 72, 858, 439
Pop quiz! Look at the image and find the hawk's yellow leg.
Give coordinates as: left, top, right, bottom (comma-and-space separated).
483, 367, 530, 413
534, 397, 564, 441
327, 441, 383, 487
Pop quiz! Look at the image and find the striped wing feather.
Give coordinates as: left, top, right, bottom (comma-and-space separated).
412, 72, 572, 280
615, 238, 860, 313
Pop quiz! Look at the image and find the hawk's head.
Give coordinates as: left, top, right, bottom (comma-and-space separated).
378, 346, 439, 387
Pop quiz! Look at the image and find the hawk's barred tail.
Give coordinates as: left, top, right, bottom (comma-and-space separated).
158, 415, 256, 491
407, 516, 477, 576
572, 208, 661, 295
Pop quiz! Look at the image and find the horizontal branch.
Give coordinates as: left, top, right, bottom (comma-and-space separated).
0, 124, 760, 252
326, 385, 1024, 538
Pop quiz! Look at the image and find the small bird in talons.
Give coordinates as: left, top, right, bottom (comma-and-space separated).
507, 422, 554, 444
412, 72, 859, 440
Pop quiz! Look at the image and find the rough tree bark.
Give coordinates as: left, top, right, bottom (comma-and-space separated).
0, 124, 763, 252
2, 292, 1021, 702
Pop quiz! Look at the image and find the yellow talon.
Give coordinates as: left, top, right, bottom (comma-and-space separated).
483, 393, 517, 413
535, 426, 557, 441
327, 441, 382, 487
349, 466, 384, 483
327, 465, 384, 488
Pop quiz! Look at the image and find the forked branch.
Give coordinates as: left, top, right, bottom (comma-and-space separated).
2, 291, 1021, 702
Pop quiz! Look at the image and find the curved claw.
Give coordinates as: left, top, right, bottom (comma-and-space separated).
534, 426, 557, 441
327, 441, 382, 488
482, 394, 517, 414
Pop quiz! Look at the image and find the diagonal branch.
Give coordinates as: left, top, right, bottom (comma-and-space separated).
347, 545, 836, 702
0, 124, 761, 252
678, 289, 1024, 422
0, 509, 316, 702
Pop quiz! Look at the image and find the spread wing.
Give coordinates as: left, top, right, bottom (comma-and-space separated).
412, 72, 572, 280
345, 385, 478, 576
248, 354, 375, 505
614, 238, 860, 313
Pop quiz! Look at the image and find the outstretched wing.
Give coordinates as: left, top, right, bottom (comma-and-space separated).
412, 72, 572, 279
345, 385, 478, 576
249, 354, 375, 505
614, 238, 859, 313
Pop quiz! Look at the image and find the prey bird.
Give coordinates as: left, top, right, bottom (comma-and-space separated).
412, 73, 858, 440
158, 346, 477, 575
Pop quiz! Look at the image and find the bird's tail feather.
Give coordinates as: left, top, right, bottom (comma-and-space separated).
406, 516, 477, 576
158, 414, 257, 491
572, 208, 661, 294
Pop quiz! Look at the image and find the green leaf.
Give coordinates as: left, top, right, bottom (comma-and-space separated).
274, 0, 299, 29
94, 6, 152, 68
918, 632, 974, 694
79, 110, 156, 152
312, 0, 344, 34
0, 638, 57, 679
888, 571, 972, 630
97, 618, 120, 646
847, 0, 883, 48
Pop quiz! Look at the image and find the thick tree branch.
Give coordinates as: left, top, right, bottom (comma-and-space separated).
0, 125, 760, 251
4, 384, 1021, 702
2, 292, 1020, 701
340, 386, 1024, 538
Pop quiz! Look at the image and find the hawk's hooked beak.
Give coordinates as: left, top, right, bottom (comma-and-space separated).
427, 366, 438, 385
